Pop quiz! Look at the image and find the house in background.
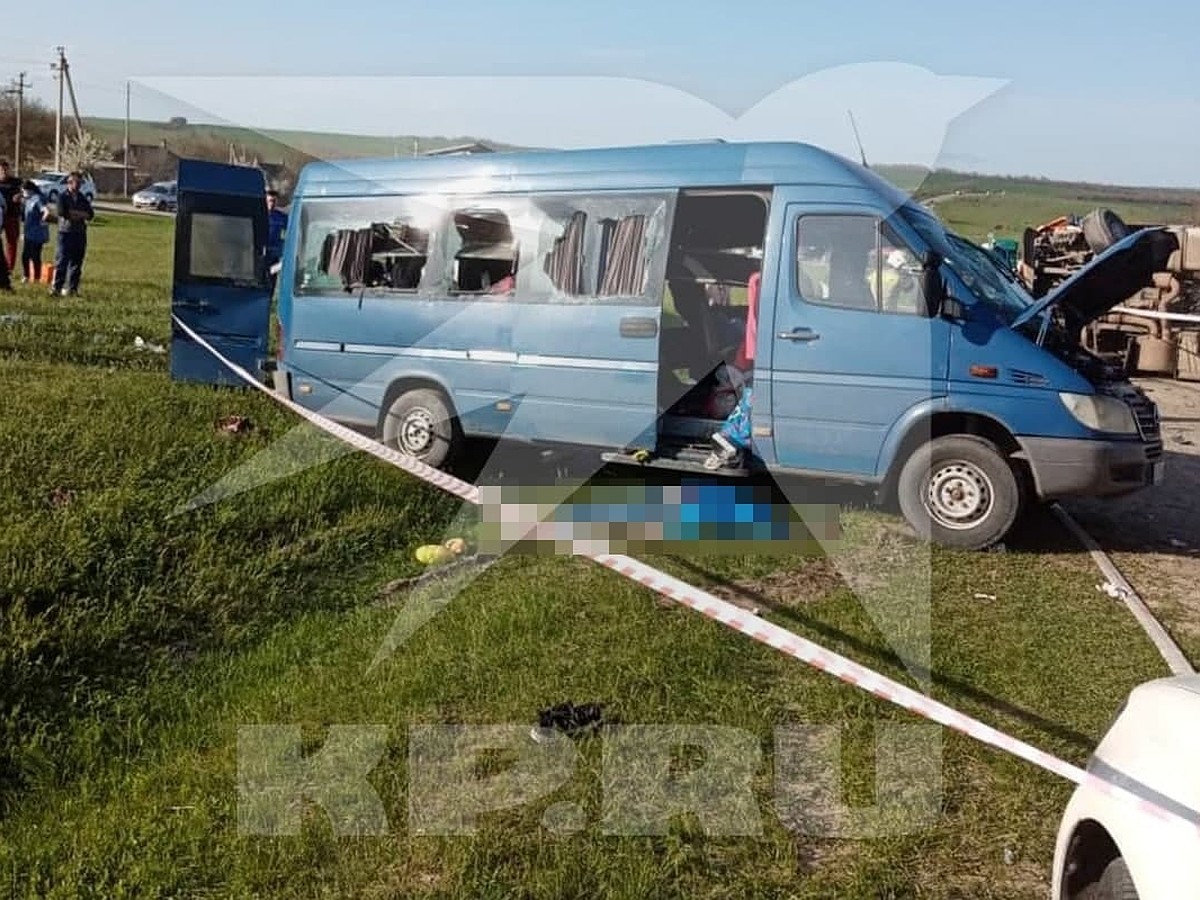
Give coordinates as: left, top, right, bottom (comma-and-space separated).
112, 140, 182, 186
90, 160, 138, 195
423, 141, 496, 157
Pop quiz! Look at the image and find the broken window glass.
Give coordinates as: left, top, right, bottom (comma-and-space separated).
443, 207, 519, 295
296, 196, 444, 294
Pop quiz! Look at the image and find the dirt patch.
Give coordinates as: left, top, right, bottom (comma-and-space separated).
704, 557, 845, 613
1061, 378, 1200, 646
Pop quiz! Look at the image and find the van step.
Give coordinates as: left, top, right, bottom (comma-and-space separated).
600, 448, 752, 477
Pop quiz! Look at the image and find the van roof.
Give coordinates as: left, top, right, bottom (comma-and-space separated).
293, 140, 913, 206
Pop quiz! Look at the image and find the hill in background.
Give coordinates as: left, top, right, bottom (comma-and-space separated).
82, 117, 1200, 240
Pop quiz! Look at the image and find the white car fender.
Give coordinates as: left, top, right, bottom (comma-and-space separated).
1051, 676, 1200, 899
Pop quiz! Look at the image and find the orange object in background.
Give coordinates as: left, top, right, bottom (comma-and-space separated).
41, 263, 54, 285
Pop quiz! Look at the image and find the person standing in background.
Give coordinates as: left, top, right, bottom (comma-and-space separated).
265, 189, 288, 294
0, 190, 11, 292
0, 160, 22, 274
51, 172, 94, 297
20, 181, 50, 283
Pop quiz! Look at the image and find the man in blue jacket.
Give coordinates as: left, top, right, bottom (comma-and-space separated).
52, 172, 94, 297
266, 189, 288, 294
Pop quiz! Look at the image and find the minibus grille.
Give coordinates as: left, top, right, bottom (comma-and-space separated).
1125, 392, 1163, 461
1127, 393, 1160, 443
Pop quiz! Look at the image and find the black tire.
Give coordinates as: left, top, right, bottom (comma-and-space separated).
1082, 209, 1131, 255
380, 387, 461, 469
896, 435, 1022, 550
1079, 856, 1139, 900
47, 190, 58, 203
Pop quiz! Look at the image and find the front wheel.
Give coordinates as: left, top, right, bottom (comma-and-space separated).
896, 435, 1022, 550
380, 387, 462, 470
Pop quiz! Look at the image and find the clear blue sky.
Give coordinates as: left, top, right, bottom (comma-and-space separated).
5, 0, 1199, 186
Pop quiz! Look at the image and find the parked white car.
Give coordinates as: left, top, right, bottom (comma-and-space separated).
31, 171, 96, 204
1052, 675, 1200, 899
131, 181, 177, 212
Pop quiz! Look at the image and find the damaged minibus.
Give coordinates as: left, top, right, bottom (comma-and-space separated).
169, 142, 1189, 550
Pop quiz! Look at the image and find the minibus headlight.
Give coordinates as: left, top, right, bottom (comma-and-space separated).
1058, 393, 1138, 435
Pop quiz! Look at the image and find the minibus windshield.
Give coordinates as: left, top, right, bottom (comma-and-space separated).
901, 205, 1035, 325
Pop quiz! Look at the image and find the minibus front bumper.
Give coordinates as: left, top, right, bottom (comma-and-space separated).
1016, 436, 1163, 499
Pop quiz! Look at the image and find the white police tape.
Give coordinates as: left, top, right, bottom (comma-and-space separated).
171, 314, 1198, 835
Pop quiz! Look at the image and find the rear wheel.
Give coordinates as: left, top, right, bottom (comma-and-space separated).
897, 435, 1022, 550
381, 388, 461, 469
1079, 856, 1139, 900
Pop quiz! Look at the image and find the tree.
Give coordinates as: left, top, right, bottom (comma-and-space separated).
0, 95, 57, 175
55, 130, 113, 174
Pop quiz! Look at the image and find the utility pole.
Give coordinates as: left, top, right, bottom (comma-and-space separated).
52, 46, 65, 171
2, 72, 26, 173
62, 54, 85, 141
123, 81, 130, 196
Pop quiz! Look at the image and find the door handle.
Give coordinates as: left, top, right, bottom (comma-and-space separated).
777, 327, 820, 342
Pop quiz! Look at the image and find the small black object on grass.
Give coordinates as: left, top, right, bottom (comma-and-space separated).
531, 702, 608, 743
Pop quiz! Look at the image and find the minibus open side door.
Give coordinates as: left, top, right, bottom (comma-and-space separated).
170, 159, 272, 387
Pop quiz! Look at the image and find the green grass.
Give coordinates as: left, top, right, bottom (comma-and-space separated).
0, 206, 1177, 898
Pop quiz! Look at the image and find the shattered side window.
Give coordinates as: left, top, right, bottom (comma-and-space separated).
295, 195, 445, 295
586, 195, 670, 303
455, 193, 669, 304
445, 207, 520, 296
541, 209, 587, 295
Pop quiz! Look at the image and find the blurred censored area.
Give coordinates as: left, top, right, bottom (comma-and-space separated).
477, 481, 841, 556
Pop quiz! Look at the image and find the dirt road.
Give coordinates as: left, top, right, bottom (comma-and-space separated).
1060, 378, 1200, 646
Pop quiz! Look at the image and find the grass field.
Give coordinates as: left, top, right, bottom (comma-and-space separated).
0, 207, 1175, 897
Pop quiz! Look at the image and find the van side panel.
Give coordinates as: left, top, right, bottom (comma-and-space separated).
284, 293, 516, 435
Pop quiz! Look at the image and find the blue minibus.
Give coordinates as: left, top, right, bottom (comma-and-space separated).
169, 142, 1173, 550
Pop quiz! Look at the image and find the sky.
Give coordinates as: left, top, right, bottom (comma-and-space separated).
4, 0, 1199, 187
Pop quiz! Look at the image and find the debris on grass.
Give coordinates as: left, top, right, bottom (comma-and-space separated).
133, 335, 166, 354
532, 701, 607, 742
973, 592, 998, 601
47, 487, 76, 509
0, 312, 28, 324
415, 537, 469, 567
215, 415, 253, 436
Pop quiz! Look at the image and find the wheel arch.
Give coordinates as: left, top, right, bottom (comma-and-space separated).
1060, 818, 1126, 899
377, 374, 458, 437
880, 409, 1027, 503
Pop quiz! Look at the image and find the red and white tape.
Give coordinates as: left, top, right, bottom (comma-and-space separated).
172, 315, 1197, 835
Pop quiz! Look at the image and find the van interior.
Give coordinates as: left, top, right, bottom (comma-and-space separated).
654, 188, 771, 459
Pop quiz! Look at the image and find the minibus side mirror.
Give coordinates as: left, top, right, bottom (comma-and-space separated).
922, 250, 947, 317
939, 295, 967, 322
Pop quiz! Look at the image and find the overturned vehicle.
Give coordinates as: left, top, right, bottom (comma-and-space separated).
1016, 209, 1200, 379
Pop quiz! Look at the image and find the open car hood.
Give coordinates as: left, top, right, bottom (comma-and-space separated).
1011, 226, 1180, 331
